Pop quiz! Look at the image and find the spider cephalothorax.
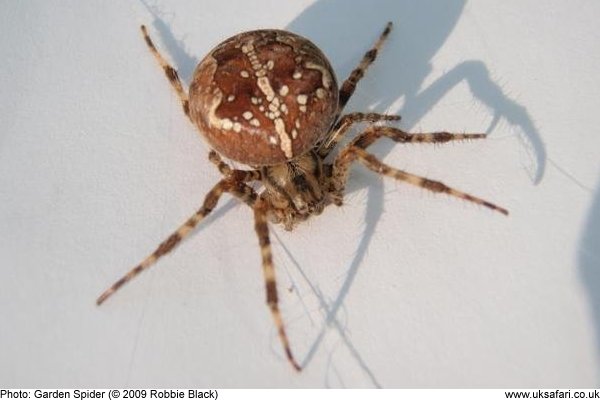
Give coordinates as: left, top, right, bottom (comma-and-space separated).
98, 22, 508, 371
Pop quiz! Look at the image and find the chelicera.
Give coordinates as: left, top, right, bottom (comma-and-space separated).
97, 22, 508, 371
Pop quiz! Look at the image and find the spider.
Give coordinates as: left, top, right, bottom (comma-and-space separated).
97, 22, 508, 371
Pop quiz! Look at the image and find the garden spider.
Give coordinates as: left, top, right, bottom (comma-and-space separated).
97, 22, 508, 371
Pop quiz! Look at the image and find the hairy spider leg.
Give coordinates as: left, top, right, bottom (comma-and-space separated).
254, 198, 302, 371
318, 112, 401, 158
319, 22, 395, 159
331, 128, 508, 215
96, 176, 259, 305
351, 126, 487, 149
141, 25, 190, 118
337, 22, 393, 110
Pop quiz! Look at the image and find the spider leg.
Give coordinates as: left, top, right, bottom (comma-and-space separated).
338, 22, 393, 110
253, 198, 302, 371
331, 137, 508, 215
208, 150, 262, 182
318, 112, 401, 158
331, 126, 488, 197
96, 179, 258, 305
140, 25, 190, 118
208, 150, 233, 176
350, 126, 487, 149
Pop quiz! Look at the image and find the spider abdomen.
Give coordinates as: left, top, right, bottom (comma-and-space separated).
188, 29, 339, 166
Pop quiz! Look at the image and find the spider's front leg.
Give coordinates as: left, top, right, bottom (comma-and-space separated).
96, 175, 258, 305
331, 127, 508, 215
141, 25, 190, 118
253, 198, 302, 371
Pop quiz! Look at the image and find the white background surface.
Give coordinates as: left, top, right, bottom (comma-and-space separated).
1, 0, 599, 388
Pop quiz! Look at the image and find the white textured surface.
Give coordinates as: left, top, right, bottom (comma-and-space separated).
1, 0, 599, 388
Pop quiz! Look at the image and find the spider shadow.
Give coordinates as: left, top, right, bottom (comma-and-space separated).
139, 0, 544, 385
271, 228, 382, 388
285, 0, 544, 384
579, 178, 600, 383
